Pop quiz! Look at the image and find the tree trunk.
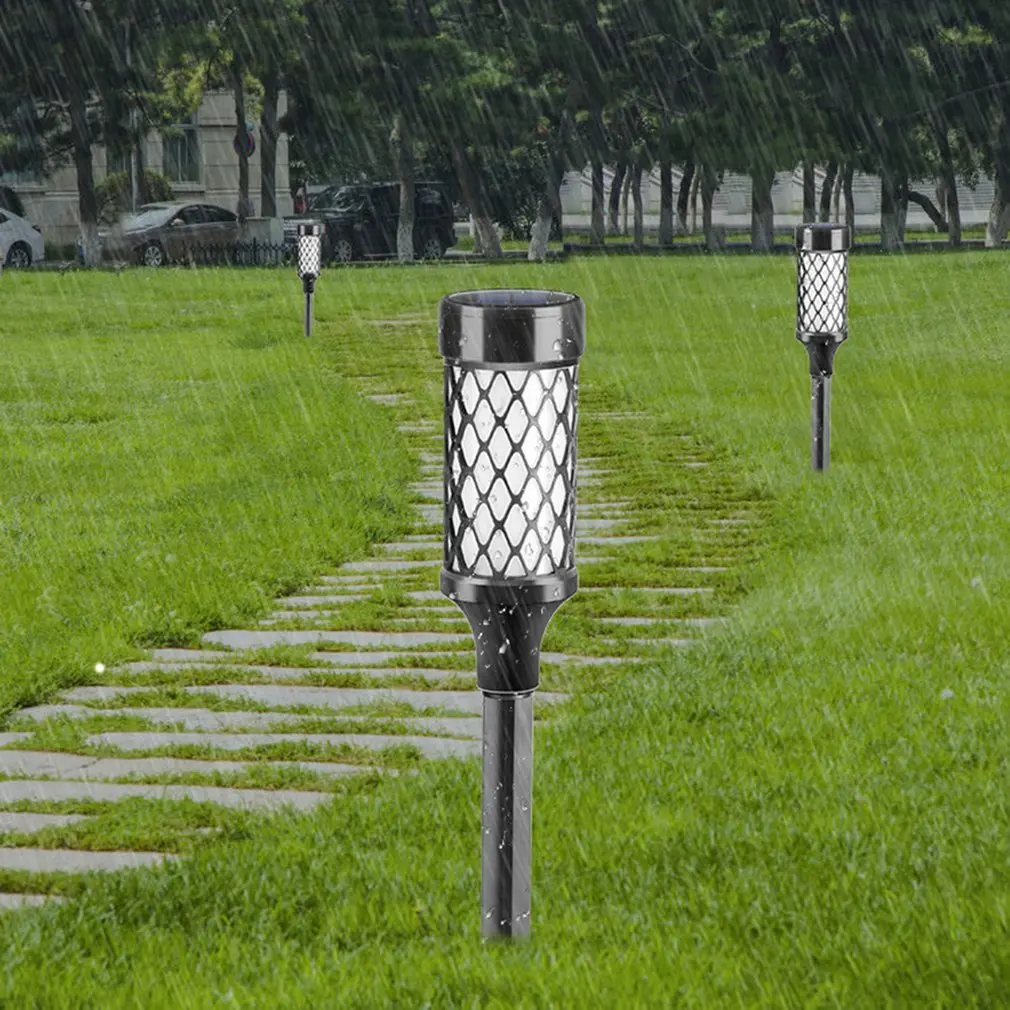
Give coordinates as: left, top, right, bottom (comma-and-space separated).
906, 190, 948, 232
842, 163, 855, 237
134, 135, 150, 206
690, 167, 701, 234
986, 130, 1010, 247
832, 171, 842, 222
450, 140, 501, 258
232, 62, 251, 225
819, 162, 838, 222
621, 168, 632, 235
751, 165, 775, 252
677, 162, 694, 235
590, 160, 605, 246
528, 156, 563, 261
880, 170, 905, 251
986, 110, 1010, 247
802, 162, 816, 222
70, 89, 99, 267
608, 161, 626, 235
631, 164, 644, 249
701, 165, 718, 251
260, 68, 279, 220
658, 160, 674, 246
392, 114, 414, 262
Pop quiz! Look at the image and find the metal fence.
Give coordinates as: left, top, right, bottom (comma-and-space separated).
174, 240, 293, 268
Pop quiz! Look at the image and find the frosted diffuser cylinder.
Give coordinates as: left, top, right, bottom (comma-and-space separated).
297, 223, 323, 280
445, 363, 576, 579
796, 224, 850, 341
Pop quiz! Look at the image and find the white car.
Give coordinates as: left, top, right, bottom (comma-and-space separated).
0, 209, 45, 268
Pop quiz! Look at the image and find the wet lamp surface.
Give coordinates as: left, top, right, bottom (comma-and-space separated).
297, 222, 323, 337
796, 223, 850, 471
439, 289, 585, 940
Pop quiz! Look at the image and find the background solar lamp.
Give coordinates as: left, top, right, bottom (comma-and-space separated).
297, 222, 323, 337
439, 289, 585, 941
796, 223, 850, 471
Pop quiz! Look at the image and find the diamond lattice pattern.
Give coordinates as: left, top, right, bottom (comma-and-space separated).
444, 364, 577, 579
298, 234, 322, 277
798, 251, 847, 336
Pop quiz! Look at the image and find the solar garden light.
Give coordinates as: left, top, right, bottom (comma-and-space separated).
796, 223, 850, 471
297, 222, 323, 337
439, 289, 585, 941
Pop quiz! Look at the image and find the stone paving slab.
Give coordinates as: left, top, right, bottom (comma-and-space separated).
16, 706, 481, 736
679, 566, 729, 573
337, 559, 441, 572
575, 519, 621, 530
415, 506, 441, 522
276, 594, 365, 607
186, 684, 489, 714
121, 663, 464, 683
0, 733, 33, 748
143, 649, 462, 669
0, 893, 65, 909
203, 629, 469, 650
89, 732, 482, 759
124, 661, 382, 679
319, 574, 386, 585
0, 848, 174, 874
79, 756, 368, 781
0, 780, 331, 812
379, 541, 441, 553
308, 651, 462, 667
408, 486, 441, 501
365, 393, 406, 405
0, 812, 89, 834
264, 609, 456, 623
68, 684, 564, 716
0, 752, 98, 777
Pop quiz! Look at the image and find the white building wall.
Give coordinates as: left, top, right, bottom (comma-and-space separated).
560, 164, 996, 233
12, 89, 292, 246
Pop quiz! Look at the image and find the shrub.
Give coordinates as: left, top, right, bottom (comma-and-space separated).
96, 170, 175, 224
0, 186, 26, 218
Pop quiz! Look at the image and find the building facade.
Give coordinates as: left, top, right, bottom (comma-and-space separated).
2, 90, 293, 247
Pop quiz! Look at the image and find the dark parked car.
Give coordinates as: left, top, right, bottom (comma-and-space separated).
101, 202, 240, 266
284, 182, 457, 263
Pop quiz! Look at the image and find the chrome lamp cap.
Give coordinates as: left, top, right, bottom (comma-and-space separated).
439, 289, 585, 366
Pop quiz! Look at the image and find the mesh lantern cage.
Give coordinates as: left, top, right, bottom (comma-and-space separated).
795, 224, 850, 471
297, 222, 323, 336
439, 289, 585, 940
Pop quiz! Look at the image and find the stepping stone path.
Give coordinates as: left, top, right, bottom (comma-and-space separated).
0, 381, 742, 911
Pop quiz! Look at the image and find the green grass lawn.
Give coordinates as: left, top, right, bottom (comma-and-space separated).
1, 254, 1009, 1006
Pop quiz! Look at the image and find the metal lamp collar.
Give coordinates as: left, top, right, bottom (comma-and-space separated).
795, 224, 851, 253
439, 289, 585, 366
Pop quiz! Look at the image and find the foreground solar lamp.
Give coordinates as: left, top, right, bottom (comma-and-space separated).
796, 223, 850, 471
297, 222, 323, 336
439, 289, 585, 940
